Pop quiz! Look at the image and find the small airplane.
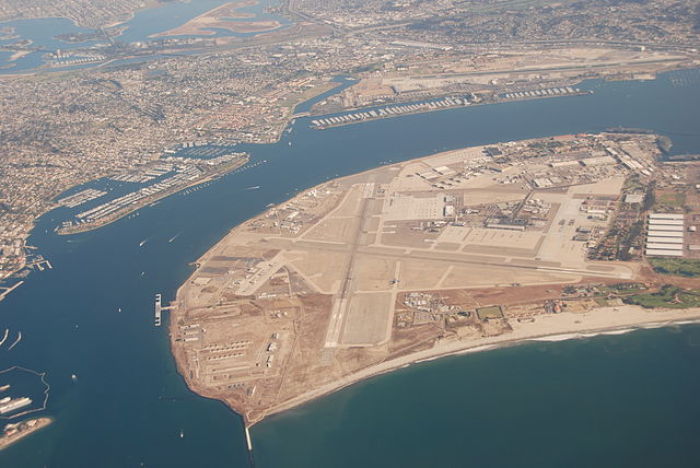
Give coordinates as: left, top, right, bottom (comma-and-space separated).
390, 279, 400, 284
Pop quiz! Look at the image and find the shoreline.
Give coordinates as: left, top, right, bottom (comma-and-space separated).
167, 131, 677, 428
310, 89, 593, 131
0, 417, 53, 451
248, 306, 700, 427
57, 154, 249, 235
148, 0, 274, 39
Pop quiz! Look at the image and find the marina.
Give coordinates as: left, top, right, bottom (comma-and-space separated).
56, 188, 107, 208
310, 87, 589, 130
499, 86, 585, 100
57, 152, 249, 235
310, 95, 472, 129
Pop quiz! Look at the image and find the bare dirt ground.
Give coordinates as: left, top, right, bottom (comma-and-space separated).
170, 133, 699, 425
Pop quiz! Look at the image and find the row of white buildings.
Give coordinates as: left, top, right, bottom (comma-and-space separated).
645, 213, 685, 257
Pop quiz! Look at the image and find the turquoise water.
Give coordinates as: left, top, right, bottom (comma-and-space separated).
0, 71, 698, 466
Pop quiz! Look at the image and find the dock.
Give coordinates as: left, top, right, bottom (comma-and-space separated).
0, 281, 24, 302
155, 294, 162, 327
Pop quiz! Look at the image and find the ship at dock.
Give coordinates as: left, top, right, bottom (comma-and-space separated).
0, 397, 32, 415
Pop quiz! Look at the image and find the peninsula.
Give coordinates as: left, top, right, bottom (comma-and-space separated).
170, 132, 700, 426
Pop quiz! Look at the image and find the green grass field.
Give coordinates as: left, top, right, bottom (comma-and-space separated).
648, 258, 700, 278
477, 305, 504, 320
652, 191, 686, 210
624, 285, 700, 309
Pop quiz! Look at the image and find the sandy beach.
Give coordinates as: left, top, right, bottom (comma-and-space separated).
149, 1, 282, 38
251, 305, 700, 425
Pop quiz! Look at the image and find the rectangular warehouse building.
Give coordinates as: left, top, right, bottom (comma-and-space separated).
649, 213, 685, 221
648, 219, 684, 226
646, 213, 686, 257
646, 243, 683, 251
645, 249, 684, 257
647, 236, 683, 244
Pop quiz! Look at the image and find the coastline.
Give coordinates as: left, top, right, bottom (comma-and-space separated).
248, 305, 700, 427
148, 0, 272, 39
0, 0, 163, 30
57, 154, 249, 235
166, 131, 684, 428
0, 417, 53, 451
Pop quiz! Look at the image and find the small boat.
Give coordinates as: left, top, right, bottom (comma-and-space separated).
0, 385, 10, 392
117, 307, 122, 313
71, 374, 78, 382
180, 429, 184, 439
138, 239, 148, 247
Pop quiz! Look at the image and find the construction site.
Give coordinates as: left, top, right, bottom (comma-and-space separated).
170, 131, 700, 425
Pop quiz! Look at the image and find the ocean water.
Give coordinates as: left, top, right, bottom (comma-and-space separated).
254, 325, 700, 468
0, 71, 698, 467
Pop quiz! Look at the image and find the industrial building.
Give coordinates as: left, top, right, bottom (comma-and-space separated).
645, 213, 685, 257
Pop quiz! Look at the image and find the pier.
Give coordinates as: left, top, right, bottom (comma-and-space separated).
155, 294, 162, 327
245, 426, 253, 452
0, 281, 24, 302
154, 295, 176, 327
